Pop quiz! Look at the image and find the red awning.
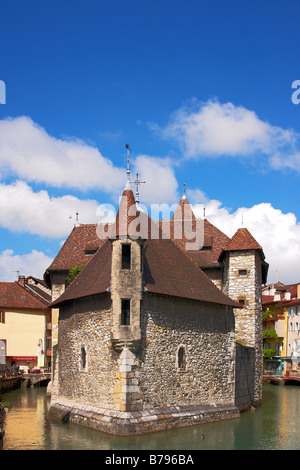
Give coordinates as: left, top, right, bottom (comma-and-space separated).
12, 357, 36, 361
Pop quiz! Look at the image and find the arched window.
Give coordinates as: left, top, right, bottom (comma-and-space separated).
80, 346, 87, 371
177, 346, 186, 371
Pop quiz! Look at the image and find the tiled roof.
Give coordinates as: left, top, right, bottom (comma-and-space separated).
285, 298, 300, 307
143, 237, 242, 307
51, 239, 112, 306
162, 197, 231, 268
47, 192, 266, 308
223, 227, 262, 252
44, 223, 108, 287
0, 281, 51, 309
52, 235, 242, 309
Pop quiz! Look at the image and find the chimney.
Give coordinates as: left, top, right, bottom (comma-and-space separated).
18, 275, 26, 287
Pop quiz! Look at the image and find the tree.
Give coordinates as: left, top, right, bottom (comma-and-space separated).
67, 265, 84, 285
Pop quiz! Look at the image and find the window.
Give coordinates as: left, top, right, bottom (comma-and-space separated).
80, 346, 87, 371
0, 311, 5, 324
122, 244, 131, 269
238, 297, 246, 306
85, 248, 97, 255
239, 269, 247, 276
121, 299, 130, 325
200, 245, 212, 251
176, 345, 187, 371
178, 347, 186, 370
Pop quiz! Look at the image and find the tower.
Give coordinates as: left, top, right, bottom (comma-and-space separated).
220, 227, 268, 407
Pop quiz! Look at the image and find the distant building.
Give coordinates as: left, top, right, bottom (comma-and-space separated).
45, 159, 268, 435
262, 282, 300, 374
0, 276, 51, 371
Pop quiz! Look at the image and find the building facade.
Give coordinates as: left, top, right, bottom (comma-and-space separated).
0, 276, 51, 371
262, 282, 300, 374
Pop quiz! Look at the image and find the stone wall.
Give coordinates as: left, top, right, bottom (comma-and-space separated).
49, 290, 241, 434
139, 293, 236, 408
54, 293, 118, 409
50, 270, 68, 399
235, 342, 256, 411
111, 238, 143, 343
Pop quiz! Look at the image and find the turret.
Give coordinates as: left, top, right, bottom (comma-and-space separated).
220, 226, 269, 407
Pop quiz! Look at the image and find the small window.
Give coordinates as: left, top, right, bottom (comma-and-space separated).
85, 249, 97, 255
0, 311, 5, 324
200, 245, 212, 251
122, 244, 131, 269
177, 346, 186, 371
238, 298, 246, 306
80, 346, 87, 371
239, 269, 247, 276
121, 299, 130, 325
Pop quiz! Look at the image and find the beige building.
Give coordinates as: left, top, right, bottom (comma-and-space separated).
0, 276, 51, 371
262, 282, 300, 374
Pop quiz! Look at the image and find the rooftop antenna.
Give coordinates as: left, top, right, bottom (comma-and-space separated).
125, 144, 131, 190
74, 210, 80, 227
203, 206, 206, 219
183, 183, 186, 199
241, 213, 244, 227
12, 270, 20, 280
131, 173, 146, 203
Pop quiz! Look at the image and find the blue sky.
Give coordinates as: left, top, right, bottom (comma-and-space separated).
0, 0, 300, 283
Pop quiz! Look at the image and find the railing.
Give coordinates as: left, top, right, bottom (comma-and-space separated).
263, 370, 283, 376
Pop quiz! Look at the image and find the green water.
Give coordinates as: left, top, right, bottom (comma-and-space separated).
1, 383, 300, 450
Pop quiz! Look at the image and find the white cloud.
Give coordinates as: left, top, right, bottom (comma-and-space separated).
0, 116, 125, 192
133, 154, 178, 205
0, 249, 53, 281
159, 99, 297, 160
269, 151, 300, 172
0, 180, 99, 238
190, 194, 300, 285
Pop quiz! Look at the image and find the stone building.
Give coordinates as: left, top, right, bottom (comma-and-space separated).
46, 164, 268, 434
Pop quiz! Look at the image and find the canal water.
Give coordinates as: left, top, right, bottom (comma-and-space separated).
1, 383, 300, 450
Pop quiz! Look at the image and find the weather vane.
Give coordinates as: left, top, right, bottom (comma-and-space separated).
125, 144, 131, 189
131, 173, 146, 203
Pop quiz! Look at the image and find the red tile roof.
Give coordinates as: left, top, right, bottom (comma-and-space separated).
162, 197, 231, 268
51, 239, 112, 305
143, 237, 242, 307
46, 223, 106, 271
285, 298, 300, 307
47, 193, 267, 306
0, 281, 51, 310
223, 227, 262, 252
52, 235, 242, 308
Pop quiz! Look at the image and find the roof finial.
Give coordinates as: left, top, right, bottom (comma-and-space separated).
131, 172, 146, 203
203, 206, 206, 219
183, 183, 186, 199
125, 144, 131, 190
241, 213, 244, 227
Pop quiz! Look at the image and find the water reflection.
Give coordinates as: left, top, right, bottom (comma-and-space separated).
2, 383, 300, 450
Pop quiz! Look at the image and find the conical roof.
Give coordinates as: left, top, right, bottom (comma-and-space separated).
224, 227, 262, 251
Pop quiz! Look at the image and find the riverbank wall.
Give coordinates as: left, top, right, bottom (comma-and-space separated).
0, 377, 22, 394
50, 397, 240, 435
